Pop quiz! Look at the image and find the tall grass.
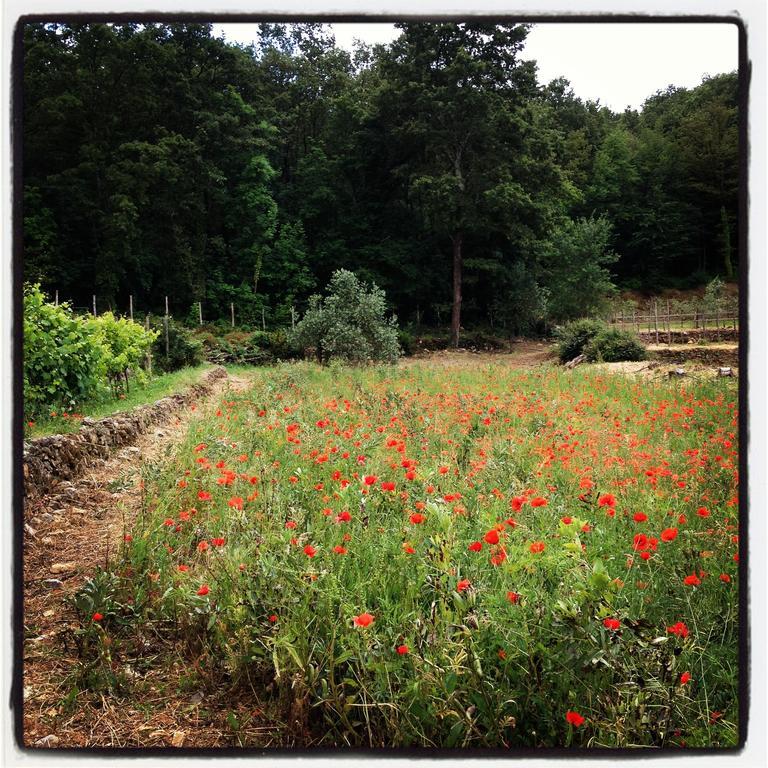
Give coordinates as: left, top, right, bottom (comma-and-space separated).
71, 362, 739, 748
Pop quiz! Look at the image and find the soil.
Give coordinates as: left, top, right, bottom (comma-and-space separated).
400, 340, 558, 368
20, 369, 283, 749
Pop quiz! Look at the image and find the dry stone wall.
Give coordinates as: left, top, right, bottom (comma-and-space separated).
23, 366, 227, 498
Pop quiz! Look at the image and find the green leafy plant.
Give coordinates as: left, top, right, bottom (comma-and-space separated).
87, 312, 158, 394
292, 269, 401, 364
23, 283, 108, 417
583, 328, 647, 362
554, 318, 607, 363
151, 317, 204, 373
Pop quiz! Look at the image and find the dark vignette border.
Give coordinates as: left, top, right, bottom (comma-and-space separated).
10, 10, 750, 758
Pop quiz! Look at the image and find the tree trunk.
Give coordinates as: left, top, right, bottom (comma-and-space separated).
451, 232, 463, 348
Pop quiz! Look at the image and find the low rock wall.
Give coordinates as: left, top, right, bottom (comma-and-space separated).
23, 367, 227, 498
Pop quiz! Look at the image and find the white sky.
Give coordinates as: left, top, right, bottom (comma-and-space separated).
213, 21, 738, 112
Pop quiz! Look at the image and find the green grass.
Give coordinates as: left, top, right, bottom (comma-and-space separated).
68, 361, 739, 748
26, 364, 213, 438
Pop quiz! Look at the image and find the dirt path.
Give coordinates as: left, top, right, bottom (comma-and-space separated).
22, 370, 256, 748
400, 341, 557, 369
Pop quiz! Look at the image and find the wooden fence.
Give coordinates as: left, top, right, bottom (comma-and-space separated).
608, 300, 739, 344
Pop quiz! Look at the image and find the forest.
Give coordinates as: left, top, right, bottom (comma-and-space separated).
22, 22, 739, 342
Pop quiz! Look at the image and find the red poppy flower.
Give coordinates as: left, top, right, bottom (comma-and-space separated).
410, 512, 426, 524
603, 618, 620, 631
633, 512, 647, 523
363, 475, 378, 486
530, 497, 548, 507
633, 533, 649, 551
510, 496, 526, 511
529, 541, 545, 554
403, 543, 416, 554
92, 612, 104, 621
667, 621, 689, 638
285, 521, 297, 529
598, 493, 616, 507
197, 584, 210, 596
661, 527, 678, 542
304, 544, 317, 558
197, 491, 212, 501
396, 645, 409, 655
683, 573, 701, 587
696, 506, 710, 518
565, 711, 585, 727
381, 481, 396, 491
680, 671, 692, 685
456, 579, 471, 592
484, 529, 500, 545
720, 573, 731, 583
468, 541, 483, 552
228, 496, 243, 510
197, 540, 209, 552
507, 591, 520, 604
333, 545, 347, 555
353, 612, 374, 627
561, 516, 573, 525
268, 614, 278, 623
211, 537, 226, 547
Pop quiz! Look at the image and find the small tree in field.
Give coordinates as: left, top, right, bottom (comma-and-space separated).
292, 270, 401, 364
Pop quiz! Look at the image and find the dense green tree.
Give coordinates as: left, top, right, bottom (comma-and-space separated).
21, 21, 739, 334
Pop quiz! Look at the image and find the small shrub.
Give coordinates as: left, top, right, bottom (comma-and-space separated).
583, 329, 647, 362
292, 269, 401, 365
554, 319, 607, 363
151, 318, 204, 373
88, 312, 158, 393
23, 283, 108, 417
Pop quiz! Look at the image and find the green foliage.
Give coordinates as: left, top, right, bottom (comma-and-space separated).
292, 269, 401, 364
87, 312, 158, 392
23, 283, 107, 417
583, 328, 647, 362
541, 215, 618, 323
554, 318, 607, 363
150, 317, 204, 373
22, 22, 738, 332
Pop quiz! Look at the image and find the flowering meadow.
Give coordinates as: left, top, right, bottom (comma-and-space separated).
73, 362, 740, 748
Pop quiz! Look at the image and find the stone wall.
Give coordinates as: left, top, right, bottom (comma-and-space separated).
636, 328, 739, 344
649, 347, 739, 367
23, 367, 227, 498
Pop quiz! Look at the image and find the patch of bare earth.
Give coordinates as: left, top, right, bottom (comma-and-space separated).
21, 370, 288, 749
400, 341, 557, 369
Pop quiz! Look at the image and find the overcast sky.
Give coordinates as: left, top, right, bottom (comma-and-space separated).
213, 21, 738, 112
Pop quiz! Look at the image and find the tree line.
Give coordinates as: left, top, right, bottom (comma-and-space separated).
22, 22, 739, 343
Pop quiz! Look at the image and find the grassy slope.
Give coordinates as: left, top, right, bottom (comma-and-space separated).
26, 364, 213, 439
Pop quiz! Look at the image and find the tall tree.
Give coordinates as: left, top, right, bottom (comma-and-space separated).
374, 23, 543, 346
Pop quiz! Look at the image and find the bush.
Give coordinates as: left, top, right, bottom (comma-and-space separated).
88, 312, 158, 393
554, 319, 607, 363
292, 269, 401, 364
23, 283, 108, 417
583, 329, 647, 362
194, 328, 276, 365
151, 317, 204, 373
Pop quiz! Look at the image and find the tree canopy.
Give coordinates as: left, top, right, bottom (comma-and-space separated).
22, 22, 739, 339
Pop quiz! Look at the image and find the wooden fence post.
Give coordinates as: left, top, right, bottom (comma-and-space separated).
145, 314, 153, 377
666, 299, 671, 344
198, 301, 203, 326
164, 296, 169, 357
262, 307, 266, 332
231, 302, 235, 328
129, 294, 133, 321
654, 301, 659, 345
92, 295, 97, 317
54, 290, 59, 306
291, 306, 295, 332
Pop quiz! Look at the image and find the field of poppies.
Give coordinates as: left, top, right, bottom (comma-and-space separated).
71, 361, 740, 748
